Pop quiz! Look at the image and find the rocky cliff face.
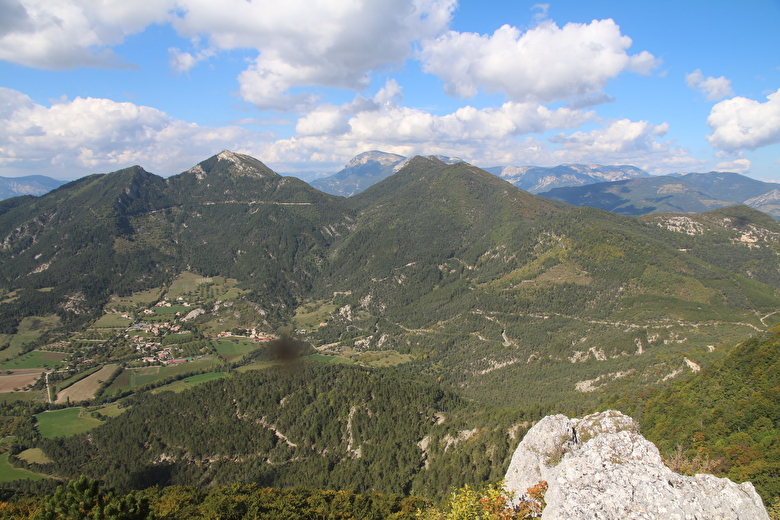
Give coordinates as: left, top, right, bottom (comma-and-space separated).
504, 410, 769, 519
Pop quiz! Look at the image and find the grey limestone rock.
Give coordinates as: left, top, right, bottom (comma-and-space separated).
504, 410, 769, 520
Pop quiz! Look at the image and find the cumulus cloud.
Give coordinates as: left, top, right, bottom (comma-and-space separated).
686, 69, 734, 101
419, 18, 660, 103
0, 0, 173, 69
707, 89, 780, 151
168, 47, 214, 75
544, 119, 699, 172
0, 83, 697, 179
0, 87, 265, 177
0, 0, 455, 109
715, 158, 751, 172
223, 0, 455, 109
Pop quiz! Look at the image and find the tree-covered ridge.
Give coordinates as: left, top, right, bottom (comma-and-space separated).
26, 363, 522, 497
0, 476, 427, 519
640, 328, 780, 502
3, 151, 780, 425
0, 152, 352, 333
313, 186, 780, 408
640, 205, 780, 288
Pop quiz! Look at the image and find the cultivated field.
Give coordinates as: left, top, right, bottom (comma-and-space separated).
214, 339, 258, 362
55, 364, 118, 403
17, 448, 52, 464
0, 351, 67, 371
0, 369, 44, 393
0, 452, 44, 483
151, 372, 228, 394
91, 314, 134, 328
35, 408, 103, 438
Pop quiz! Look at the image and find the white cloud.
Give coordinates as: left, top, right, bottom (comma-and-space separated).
168, 47, 214, 75
0, 0, 456, 109
707, 89, 780, 151
532, 4, 549, 21
177, 0, 456, 109
715, 158, 751, 172
0, 84, 698, 180
685, 69, 734, 101
0, 87, 265, 178
419, 18, 660, 103
545, 119, 700, 173
0, 0, 173, 69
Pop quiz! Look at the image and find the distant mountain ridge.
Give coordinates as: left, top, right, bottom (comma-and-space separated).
484, 164, 650, 193
0, 175, 66, 200
310, 151, 407, 197
541, 171, 780, 219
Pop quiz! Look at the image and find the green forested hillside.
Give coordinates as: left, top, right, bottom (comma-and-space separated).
0, 151, 351, 333
640, 328, 780, 501
1, 152, 780, 511
310, 160, 780, 409
24, 363, 525, 497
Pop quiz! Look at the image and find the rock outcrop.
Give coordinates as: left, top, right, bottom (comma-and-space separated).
504, 410, 769, 519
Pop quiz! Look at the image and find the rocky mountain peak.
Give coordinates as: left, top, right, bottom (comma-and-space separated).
345, 151, 405, 169
505, 411, 769, 519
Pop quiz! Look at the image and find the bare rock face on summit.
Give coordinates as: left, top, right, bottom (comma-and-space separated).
504, 410, 769, 519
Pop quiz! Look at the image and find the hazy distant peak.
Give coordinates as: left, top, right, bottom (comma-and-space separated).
345, 151, 406, 169
745, 189, 780, 207
429, 154, 463, 165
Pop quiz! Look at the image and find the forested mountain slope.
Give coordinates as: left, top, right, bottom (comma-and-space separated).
0, 151, 351, 332
640, 328, 780, 502
32, 363, 521, 497
2, 151, 780, 413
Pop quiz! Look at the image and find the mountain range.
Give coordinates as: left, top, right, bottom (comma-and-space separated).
2, 150, 780, 503
484, 163, 650, 193
2, 151, 780, 409
542, 171, 780, 219
0, 175, 65, 200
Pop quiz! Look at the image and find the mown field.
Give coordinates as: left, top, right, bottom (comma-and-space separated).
35, 408, 104, 439
151, 372, 229, 394
91, 314, 134, 328
55, 364, 118, 404
214, 339, 258, 362
0, 315, 61, 362
0, 452, 45, 483
0, 351, 67, 371
105, 359, 219, 394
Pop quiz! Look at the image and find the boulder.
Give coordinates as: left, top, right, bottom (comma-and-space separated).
504, 410, 769, 519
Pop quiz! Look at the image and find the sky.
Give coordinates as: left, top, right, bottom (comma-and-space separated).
0, 0, 779, 182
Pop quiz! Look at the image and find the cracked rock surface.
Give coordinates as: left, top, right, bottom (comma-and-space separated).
504, 410, 769, 519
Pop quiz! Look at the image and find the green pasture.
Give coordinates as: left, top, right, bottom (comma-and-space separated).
152, 372, 228, 394
0, 350, 68, 371
294, 300, 337, 330
35, 408, 103, 439
105, 358, 218, 394
0, 315, 61, 362
91, 314, 133, 328
214, 339, 258, 362
153, 305, 190, 315
0, 452, 45, 483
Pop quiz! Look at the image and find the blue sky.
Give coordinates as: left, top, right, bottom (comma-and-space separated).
1, 0, 778, 182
